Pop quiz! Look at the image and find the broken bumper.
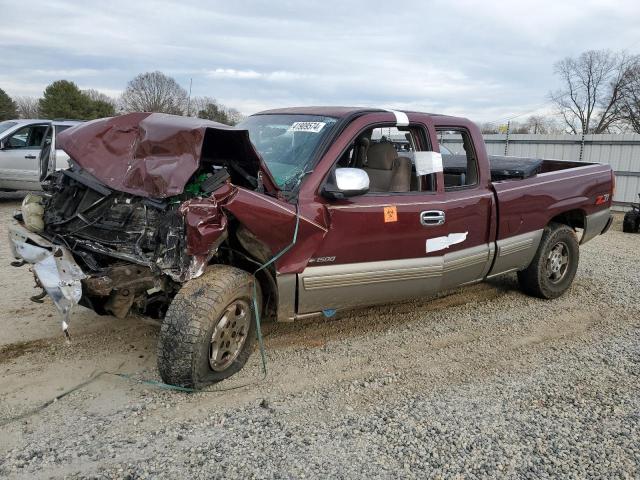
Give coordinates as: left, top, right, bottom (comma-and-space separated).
9, 220, 86, 324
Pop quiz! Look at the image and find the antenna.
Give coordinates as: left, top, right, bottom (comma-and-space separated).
186, 78, 193, 116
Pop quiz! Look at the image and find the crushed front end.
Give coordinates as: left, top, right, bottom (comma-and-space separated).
9, 112, 285, 337
10, 167, 232, 323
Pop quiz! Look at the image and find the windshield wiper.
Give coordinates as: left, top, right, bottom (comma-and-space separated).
281, 169, 313, 192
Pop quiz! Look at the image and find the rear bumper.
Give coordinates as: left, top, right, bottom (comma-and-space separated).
580, 208, 613, 245
8, 220, 85, 318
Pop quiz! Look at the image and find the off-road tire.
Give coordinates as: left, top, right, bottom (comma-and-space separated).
158, 265, 258, 389
517, 222, 579, 299
623, 211, 639, 233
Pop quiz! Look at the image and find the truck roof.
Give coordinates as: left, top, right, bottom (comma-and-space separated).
253, 106, 460, 124
254, 106, 383, 118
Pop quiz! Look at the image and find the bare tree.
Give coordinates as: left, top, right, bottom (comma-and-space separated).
523, 115, 546, 134
14, 96, 41, 118
226, 108, 245, 126
549, 50, 636, 134
120, 71, 187, 115
521, 115, 563, 134
509, 121, 531, 134
83, 89, 117, 107
478, 122, 499, 134
188, 96, 245, 125
620, 62, 640, 133
187, 96, 214, 117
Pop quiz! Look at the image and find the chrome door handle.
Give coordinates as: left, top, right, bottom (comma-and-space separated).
420, 210, 445, 226
25, 154, 36, 159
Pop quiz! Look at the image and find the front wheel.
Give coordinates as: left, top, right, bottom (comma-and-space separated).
157, 265, 258, 389
517, 223, 579, 299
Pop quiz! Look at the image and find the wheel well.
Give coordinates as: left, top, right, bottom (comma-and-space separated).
213, 219, 278, 321
550, 209, 585, 230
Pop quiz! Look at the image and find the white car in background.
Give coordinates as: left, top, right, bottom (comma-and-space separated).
0, 119, 81, 191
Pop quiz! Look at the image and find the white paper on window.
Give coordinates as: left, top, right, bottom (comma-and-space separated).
414, 151, 443, 176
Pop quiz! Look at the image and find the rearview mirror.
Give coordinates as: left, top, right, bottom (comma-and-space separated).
322, 168, 369, 199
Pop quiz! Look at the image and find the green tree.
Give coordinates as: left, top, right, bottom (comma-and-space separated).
0, 88, 18, 121
39, 80, 115, 120
83, 99, 116, 119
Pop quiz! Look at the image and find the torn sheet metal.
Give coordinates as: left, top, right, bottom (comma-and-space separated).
414, 151, 443, 176
10, 236, 85, 333
426, 232, 468, 253
179, 194, 230, 257
34, 247, 85, 314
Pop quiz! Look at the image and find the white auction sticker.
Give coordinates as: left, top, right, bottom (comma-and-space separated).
288, 122, 326, 133
426, 232, 468, 253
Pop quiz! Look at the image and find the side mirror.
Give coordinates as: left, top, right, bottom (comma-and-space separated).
322, 168, 369, 199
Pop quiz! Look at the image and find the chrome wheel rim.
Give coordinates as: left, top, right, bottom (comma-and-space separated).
209, 299, 251, 372
547, 241, 569, 283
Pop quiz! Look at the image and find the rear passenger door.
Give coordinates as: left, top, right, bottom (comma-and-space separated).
435, 126, 494, 290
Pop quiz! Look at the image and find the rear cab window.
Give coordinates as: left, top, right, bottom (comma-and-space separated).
437, 128, 479, 190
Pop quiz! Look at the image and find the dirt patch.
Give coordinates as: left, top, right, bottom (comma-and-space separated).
0, 339, 50, 363
511, 308, 600, 348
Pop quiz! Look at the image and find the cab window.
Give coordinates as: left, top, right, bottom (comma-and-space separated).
5, 125, 48, 149
437, 129, 479, 189
336, 125, 435, 193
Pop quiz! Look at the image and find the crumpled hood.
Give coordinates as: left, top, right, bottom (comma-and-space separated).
57, 112, 277, 199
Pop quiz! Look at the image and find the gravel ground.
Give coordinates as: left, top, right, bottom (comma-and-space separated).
0, 195, 638, 479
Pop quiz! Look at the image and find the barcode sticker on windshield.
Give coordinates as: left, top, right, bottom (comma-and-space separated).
288, 122, 326, 133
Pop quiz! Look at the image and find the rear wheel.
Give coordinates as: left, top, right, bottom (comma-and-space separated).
517, 223, 579, 299
623, 210, 639, 233
157, 265, 258, 389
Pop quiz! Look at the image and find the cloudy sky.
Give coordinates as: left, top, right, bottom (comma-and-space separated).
1, 0, 639, 123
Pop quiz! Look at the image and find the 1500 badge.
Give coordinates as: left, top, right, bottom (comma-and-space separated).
308, 256, 336, 264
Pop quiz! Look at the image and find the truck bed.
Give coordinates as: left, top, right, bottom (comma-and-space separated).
491, 161, 612, 242
443, 155, 588, 182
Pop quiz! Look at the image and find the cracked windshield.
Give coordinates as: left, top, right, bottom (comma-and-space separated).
238, 114, 337, 189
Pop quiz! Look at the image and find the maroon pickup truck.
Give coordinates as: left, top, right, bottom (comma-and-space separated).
9, 108, 614, 388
